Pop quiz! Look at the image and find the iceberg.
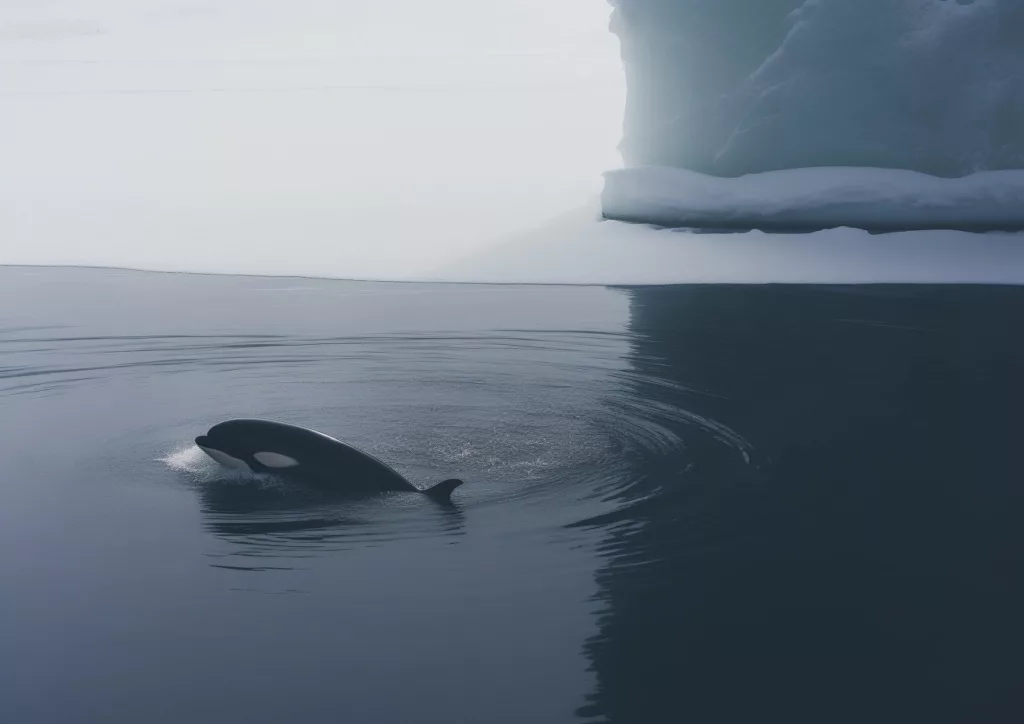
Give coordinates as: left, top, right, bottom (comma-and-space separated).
611, 0, 1024, 178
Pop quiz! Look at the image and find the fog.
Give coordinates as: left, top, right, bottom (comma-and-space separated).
2, 1, 1021, 284
1, 0, 623, 278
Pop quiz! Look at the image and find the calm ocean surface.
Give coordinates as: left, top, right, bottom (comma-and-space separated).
2, 267, 1021, 723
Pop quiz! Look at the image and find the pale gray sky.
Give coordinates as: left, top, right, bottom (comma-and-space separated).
0, 0, 624, 278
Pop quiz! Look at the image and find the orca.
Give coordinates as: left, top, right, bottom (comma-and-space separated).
194, 419, 463, 504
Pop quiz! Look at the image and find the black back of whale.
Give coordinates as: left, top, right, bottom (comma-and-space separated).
195, 419, 463, 503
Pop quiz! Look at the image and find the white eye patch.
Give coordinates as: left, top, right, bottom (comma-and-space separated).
198, 446, 253, 473
253, 452, 300, 469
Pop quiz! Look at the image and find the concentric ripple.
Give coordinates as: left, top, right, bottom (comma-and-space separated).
146, 329, 753, 560
1, 271, 753, 566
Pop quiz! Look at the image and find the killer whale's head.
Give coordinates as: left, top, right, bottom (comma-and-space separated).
194, 433, 254, 472
195, 420, 301, 474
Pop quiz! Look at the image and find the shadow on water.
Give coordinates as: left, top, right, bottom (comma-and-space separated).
576, 285, 1024, 724
181, 466, 466, 561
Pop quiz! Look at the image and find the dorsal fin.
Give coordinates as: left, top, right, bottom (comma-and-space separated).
422, 478, 464, 504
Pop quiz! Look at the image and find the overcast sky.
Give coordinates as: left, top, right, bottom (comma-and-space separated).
0, 0, 625, 278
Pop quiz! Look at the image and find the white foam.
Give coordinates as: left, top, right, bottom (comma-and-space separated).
161, 444, 215, 475
161, 444, 271, 485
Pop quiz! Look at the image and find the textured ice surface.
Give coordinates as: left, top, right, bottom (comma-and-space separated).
612, 0, 1024, 177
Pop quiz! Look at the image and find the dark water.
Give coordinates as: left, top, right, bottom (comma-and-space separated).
1, 267, 1022, 724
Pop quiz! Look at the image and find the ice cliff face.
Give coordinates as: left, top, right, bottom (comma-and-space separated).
611, 0, 1024, 178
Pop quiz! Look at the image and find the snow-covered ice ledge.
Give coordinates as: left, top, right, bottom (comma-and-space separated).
602, 166, 1024, 233
430, 203, 1024, 286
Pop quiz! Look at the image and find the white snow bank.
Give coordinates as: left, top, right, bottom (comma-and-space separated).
5, 200, 1023, 285
602, 166, 1024, 232
429, 204, 1024, 285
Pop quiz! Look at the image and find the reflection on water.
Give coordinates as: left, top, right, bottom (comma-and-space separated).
1, 269, 639, 723
579, 285, 1024, 724
164, 445, 467, 558
1, 269, 1022, 723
